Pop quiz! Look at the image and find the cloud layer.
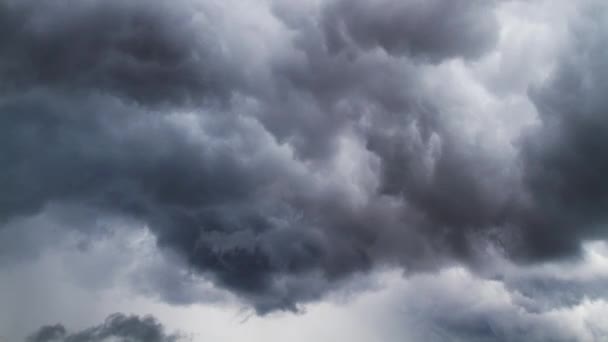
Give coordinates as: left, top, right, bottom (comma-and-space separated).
1, 0, 607, 319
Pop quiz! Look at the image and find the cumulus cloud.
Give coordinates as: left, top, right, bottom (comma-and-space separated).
1, 0, 607, 319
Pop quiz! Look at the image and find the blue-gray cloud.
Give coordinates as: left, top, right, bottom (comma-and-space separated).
1, 0, 607, 317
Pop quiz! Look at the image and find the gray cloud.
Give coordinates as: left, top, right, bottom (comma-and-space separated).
0, 0, 234, 107
518, 0, 608, 261
396, 268, 608, 342
1, 0, 607, 316
319, 0, 498, 61
358, 244, 608, 341
26, 313, 183, 342
27, 325, 67, 342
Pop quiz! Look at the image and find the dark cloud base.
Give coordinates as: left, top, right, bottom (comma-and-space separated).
1, 0, 608, 314
26, 313, 182, 342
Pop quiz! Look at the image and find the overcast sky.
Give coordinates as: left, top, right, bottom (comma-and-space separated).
1, 0, 608, 341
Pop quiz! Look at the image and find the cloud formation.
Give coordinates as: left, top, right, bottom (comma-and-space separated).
320, 0, 498, 61
0, 0, 233, 106
26, 313, 183, 342
388, 242, 608, 342
1, 0, 607, 317
520, 1, 608, 261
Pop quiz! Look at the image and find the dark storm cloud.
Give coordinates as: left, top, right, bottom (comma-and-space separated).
265, 0, 499, 158
1, 0, 608, 314
268, 0, 518, 266
0, 85, 375, 311
0, 0, 233, 106
519, 1, 608, 261
320, 0, 498, 61
0, 88, 306, 310
26, 313, 182, 342
247, 0, 516, 269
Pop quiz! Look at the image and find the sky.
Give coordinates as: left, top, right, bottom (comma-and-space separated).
1, 0, 608, 341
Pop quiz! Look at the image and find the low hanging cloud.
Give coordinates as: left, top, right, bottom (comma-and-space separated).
1, 0, 608, 316
380, 242, 608, 342
26, 313, 184, 342
12, 242, 608, 342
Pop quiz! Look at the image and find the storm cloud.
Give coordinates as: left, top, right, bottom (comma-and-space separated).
520, 1, 608, 261
1, 0, 608, 319
27, 313, 183, 342
320, 0, 498, 61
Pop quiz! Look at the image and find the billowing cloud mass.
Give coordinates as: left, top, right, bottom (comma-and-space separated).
26, 313, 183, 342
1, 0, 608, 337
521, 1, 608, 261
319, 0, 498, 61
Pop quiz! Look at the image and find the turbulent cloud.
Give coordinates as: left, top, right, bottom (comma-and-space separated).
0, 0, 234, 106
1, 0, 607, 317
388, 242, 608, 342
320, 0, 498, 61
520, 1, 608, 261
396, 270, 608, 342
26, 313, 183, 342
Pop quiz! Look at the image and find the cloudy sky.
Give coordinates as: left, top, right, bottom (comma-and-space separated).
1, 0, 608, 341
